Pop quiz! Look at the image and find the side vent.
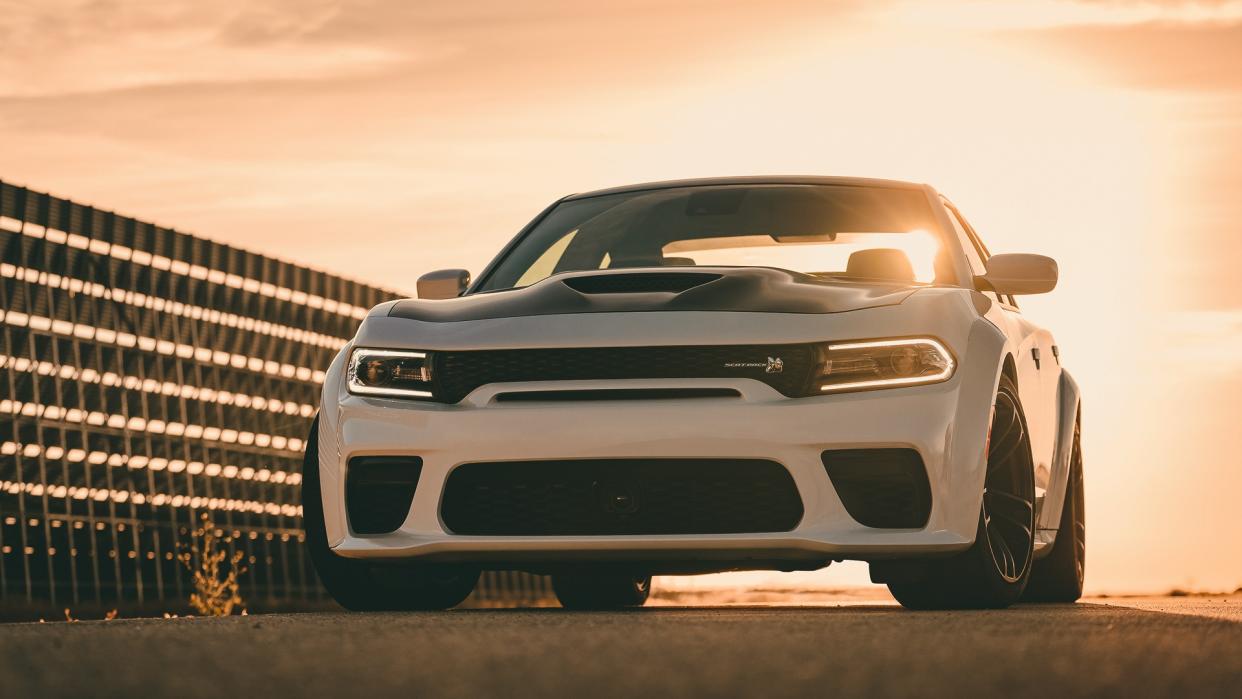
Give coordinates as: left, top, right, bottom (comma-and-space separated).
562, 272, 720, 294
346, 456, 423, 534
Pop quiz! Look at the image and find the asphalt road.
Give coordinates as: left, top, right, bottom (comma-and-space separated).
2, 599, 1239, 698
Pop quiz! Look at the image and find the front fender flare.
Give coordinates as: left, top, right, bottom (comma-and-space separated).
944, 315, 1012, 544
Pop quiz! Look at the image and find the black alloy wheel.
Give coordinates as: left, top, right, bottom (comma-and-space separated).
885, 373, 1036, 609
1024, 415, 1086, 602
981, 386, 1037, 584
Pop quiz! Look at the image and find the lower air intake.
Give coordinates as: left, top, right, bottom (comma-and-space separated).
346, 456, 423, 534
821, 449, 932, 529
440, 458, 803, 535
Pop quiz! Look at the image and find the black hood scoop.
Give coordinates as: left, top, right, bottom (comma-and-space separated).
561, 272, 721, 295
388, 267, 917, 323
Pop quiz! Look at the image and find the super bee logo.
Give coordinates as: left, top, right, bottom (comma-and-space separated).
723, 356, 784, 374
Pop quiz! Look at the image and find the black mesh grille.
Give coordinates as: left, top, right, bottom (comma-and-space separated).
346, 456, 423, 534
440, 459, 804, 535
430, 344, 817, 403
561, 272, 721, 294
822, 449, 932, 528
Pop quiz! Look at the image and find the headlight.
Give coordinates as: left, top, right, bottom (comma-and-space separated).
817, 338, 955, 393
346, 348, 434, 398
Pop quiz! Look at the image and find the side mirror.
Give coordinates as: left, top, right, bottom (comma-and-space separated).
417, 269, 471, 300
977, 254, 1058, 295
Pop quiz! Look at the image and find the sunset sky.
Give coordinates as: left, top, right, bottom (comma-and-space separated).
3, 0, 1240, 593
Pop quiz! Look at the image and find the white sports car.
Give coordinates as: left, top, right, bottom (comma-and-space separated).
304, 176, 1086, 610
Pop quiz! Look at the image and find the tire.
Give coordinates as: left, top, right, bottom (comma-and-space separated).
1024, 416, 1085, 602
552, 570, 652, 610
302, 417, 479, 611
885, 373, 1037, 610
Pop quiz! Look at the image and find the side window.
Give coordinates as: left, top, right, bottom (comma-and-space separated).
957, 208, 1020, 308
942, 200, 1002, 303
942, 201, 987, 272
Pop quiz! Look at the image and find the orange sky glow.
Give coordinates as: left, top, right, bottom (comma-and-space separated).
3, 0, 1240, 593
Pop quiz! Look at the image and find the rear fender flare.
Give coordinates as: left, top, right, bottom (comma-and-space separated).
1036, 370, 1081, 543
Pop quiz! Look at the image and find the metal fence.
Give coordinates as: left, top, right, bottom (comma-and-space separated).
0, 179, 550, 617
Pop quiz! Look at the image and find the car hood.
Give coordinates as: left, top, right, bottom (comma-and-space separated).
387, 268, 918, 322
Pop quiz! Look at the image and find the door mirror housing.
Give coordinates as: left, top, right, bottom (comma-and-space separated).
977, 254, 1058, 295
417, 269, 471, 299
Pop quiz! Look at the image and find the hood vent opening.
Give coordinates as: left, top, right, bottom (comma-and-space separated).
562, 272, 721, 295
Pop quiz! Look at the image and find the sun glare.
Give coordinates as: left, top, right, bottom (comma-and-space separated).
666, 228, 942, 282
607, 25, 1181, 592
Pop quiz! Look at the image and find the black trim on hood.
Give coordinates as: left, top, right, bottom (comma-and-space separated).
388, 267, 917, 322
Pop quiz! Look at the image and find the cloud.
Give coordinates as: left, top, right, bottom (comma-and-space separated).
0, 0, 855, 98
821, 1, 1242, 94
0, 0, 869, 281
0, 1, 420, 97
1159, 309, 1242, 373
1003, 19, 1242, 91
874, 0, 1242, 30
869, 0, 1242, 32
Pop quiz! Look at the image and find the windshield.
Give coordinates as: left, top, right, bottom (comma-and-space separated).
476, 184, 953, 292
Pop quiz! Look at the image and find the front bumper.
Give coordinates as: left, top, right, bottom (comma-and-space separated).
318, 362, 998, 567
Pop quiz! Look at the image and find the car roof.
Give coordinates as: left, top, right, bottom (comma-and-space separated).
563, 175, 928, 201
